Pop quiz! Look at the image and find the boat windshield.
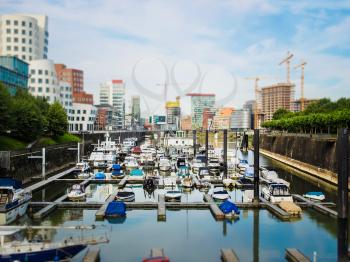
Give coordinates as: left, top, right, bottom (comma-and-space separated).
271, 185, 290, 196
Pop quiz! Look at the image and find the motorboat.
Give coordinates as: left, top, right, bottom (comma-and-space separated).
88, 133, 118, 167
131, 146, 142, 155
212, 187, 230, 201
130, 168, 145, 179
0, 178, 32, 224
94, 172, 106, 180
143, 176, 158, 190
68, 184, 86, 201
208, 158, 220, 174
111, 164, 124, 179
177, 166, 190, 177
77, 172, 91, 179
159, 158, 171, 172
165, 190, 181, 202
237, 159, 249, 171
235, 178, 254, 189
223, 178, 235, 188
191, 159, 205, 174
261, 183, 293, 203
163, 177, 177, 188
219, 200, 240, 218
176, 156, 188, 169
124, 156, 139, 170
115, 188, 135, 202
74, 161, 90, 173
198, 167, 211, 180
182, 177, 193, 188
244, 166, 255, 181
303, 191, 325, 201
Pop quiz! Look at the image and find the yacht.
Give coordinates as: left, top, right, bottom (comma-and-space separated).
88, 133, 118, 167
260, 169, 290, 187
123, 156, 139, 170
191, 159, 206, 174
73, 161, 90, 173
208, 157, 220, 174
0, 178, 32, 224
212, 187, 230, 201
67, 184, 86, 201
165, 190, 181, 202
261, 183, 293, 203
115, 188, 135, 202
182, 177, 193, 188
159, 158, 171, 172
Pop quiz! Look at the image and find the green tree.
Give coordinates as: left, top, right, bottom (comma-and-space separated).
272, 108, 292, 120
0, 82, 12, 133
47, 102, 68, 137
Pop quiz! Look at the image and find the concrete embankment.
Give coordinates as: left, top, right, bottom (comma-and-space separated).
260, 133, 350, 189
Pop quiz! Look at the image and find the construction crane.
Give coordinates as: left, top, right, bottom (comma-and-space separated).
294, 60, 307, 111
279, 51, 294, 83
245, 77, 268, 129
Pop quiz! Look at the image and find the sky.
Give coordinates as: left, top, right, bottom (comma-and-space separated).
1, 0, 350, 116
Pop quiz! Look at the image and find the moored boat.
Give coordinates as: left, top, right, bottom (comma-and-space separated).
115, 188, 135, 202
67, 184, 86, 201
165, 190, 181, 202
303, 191, 325, 201
212, 187, 230, 201
261, 183, 293, 203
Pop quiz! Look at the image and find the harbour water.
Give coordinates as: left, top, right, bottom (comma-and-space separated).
14, 150, 345, 261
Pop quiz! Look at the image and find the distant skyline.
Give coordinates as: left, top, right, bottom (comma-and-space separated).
1, 0, 349, 116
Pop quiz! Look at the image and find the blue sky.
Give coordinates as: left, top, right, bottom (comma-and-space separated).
1, 0, 350, 115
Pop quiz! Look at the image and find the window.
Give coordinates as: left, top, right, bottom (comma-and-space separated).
29, 39, 32, 44
29, 22, 32, 28
29, 31, 32, 36
14, 20, 18, 26
14, 29, 18, 34
22, 46, 25, 51
46, 87, 50, 93
6, 46, 11, 51
77, 110, 81, 114
45, 79, 49, 84
22, 30, 25, 35
31, 69, 35, 74
14, 37, 18, 43
14, 46, 18, 51
22, 21, 26, 26
31, 87, 35, 92
29, 56, 32, 60
45, 70, 48, 75
31, 78, 35, 83
82, 117, 85, 121
6, 28, 10, 34
6, 37, 11, 42
6, 20, 10, 25
38, 78, 42, 83
38, 87, 42, 92
38, 70, 42, 75
83, 110, 86, 114
22, 38, 25, 43
77, 117, 80, 121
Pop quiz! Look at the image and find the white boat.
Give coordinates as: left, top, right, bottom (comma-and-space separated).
182, 177, 193, 188
115, 188, 135, 202
303, 191, 325, 201
261, 183, 293, 203
77, 172, 91, 179
223, 178, 235, 187
165, 190, 181, 201
159, 158, 171, 172
208, 158, 220, 173
237, 159, 249, 170
68, 184, 86, 201
212, 187, 230, 201
123, 156, 139, 170
163, 177, 177, 188
0, 179, 32, 225
74, 161, 90, 173
191, 159, 205, 174
88, 133, 118, 167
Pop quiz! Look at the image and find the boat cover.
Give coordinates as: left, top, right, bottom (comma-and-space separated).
0, 178, 22, 189
130, 169, 143, 176
305, 191, 324, 196
95, 172, 106, 179
219, 200, 240, 215
112, 170, 122, 176
112, 164, 121, 170
105, 201, 126, 217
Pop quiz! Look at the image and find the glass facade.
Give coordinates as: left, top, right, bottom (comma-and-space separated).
0, 56, 29, 95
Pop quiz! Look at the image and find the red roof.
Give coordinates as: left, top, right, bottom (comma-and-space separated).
112, 80, 123, 84
186, 93, 215, 97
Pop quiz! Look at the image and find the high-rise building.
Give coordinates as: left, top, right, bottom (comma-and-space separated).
28, 59, 60, 103
230, 109, 251, 130
261, 83, 295, 121
131, 95, 141, 125
0, 56, 29, 95
166, 96, 181, 130
54, 63, 93, 104
293, 98, 319, 112
202, 108, 215, 130
243, 100, 255, 129
99, 80, 125, 129
94, 104, 114, 131
187, 93, 215, 129
0, 14, 48, 62
212, 107, 234, 130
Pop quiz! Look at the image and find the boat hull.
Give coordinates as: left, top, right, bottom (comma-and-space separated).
0, 244, 86, 262
0, 200, 30, 225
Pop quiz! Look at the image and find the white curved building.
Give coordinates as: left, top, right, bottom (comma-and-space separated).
0, 14, 48, 62
28, 59, 60, 103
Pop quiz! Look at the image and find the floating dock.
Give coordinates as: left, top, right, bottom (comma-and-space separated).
157, 194, 166, 221
203, 194, 225, 220
83, 248, 100, 262
285, 248, 311, 262
95, 191, 119, 220
293, 194, 337, 217
220, 249, 240, 262
259, 197, 292, 221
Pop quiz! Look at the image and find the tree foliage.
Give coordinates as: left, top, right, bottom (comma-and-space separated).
262, 98, 350, 133
0, 83, 68, 142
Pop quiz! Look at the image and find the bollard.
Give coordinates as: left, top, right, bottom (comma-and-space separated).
254, 129, 259, 203
337, 128, 348, 262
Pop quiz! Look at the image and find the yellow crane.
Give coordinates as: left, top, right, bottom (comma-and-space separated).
245, 76, 268, 129
294, 61, 307, 111
279, 51, 294, 83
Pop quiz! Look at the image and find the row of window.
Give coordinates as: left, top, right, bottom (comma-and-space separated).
30, 78, 55, 84
5, 28, 34, 36
6, 53, 32, 61
30, 69, 54, 76
7, 45, 32, 52
6, 37, 33, 44
5, 20, 33, 27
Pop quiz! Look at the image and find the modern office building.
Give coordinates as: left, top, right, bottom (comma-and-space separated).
0, 14, 48, 62
230, 109, 251, 130
212, 107, 234, 130
261, 83, 295, 121
94, 104, 115, 131
166, 96, 181, 130
202, 108, 215, 130
187, 93, 215, 129
70, 103, 97, 132
0, 55, 29, 95
54, 63, 93, 104
99, 80, 125, 129
293, 98, 319, 112
28, 59, 60, 103
131, 95, 141, 125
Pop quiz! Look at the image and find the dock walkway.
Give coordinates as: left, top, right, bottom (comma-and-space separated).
293, 194, 337, 217
285, 248, 311, 262
220, 249, 240, 262
95, 191, 119, 219
203, 194, 225, 220
259, 197, 291, 220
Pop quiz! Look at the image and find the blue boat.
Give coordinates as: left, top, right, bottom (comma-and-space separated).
219, 200, 240, 216
112, 164, 121, 170
130, 169, 144, 177
303, 191, 325, 201
111, 169, 124, 179
105, 201, 126, 217
94, 172, 106, 179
